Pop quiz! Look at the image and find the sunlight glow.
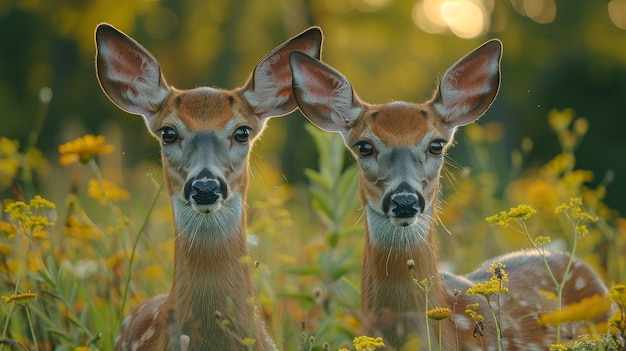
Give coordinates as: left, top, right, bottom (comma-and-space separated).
608, 0, 626, 30
412, 0, 489, 39
352, 0, 393, 12
511, 0, 557, 24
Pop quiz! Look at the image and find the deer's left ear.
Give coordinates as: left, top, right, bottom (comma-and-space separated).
431, 39, 502, 128
242, 27, 323, 120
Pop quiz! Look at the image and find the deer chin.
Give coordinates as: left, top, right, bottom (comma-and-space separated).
365, 205, 430, 248
389, 215, 419, 227
189, 197, 224, 214
173, 195, 243, 242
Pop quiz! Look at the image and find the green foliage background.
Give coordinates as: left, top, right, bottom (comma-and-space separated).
2, 0, 626, 212
1, 1, 626, 350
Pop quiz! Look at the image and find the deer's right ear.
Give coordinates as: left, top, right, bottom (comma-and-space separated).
289, 52, 363, 135
95, 23, 170, 122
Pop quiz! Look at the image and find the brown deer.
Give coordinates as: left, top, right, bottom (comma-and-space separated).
95, 23, 322, 350
289, 41, 612, 350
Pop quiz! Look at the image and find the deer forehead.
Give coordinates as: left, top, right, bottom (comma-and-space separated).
155, 87, 258, 132
355, 102, 448, 148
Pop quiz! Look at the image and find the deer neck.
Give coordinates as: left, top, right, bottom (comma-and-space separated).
361, 204, 447, 347
166, 194, 260, 348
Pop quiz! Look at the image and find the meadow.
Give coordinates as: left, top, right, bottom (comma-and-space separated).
0, 89, 625, 351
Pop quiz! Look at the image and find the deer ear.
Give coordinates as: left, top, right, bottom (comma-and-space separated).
289, 51, 363, 135
431, 39, 502, 128
95, 23, 170, 122
242, 27, 323, 120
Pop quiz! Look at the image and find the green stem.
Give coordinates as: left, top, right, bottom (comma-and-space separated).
25, 307, 38, 351
487, 302, 502, 351
437, 320, 442, 351
1, 221, 37, 350
117, 180, 164, 331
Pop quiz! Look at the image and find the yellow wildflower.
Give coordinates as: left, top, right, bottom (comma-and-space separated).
555, 197, 599, 223
58, 134, 114, 165
573, 117, 589, 136
534, 235, 552, 246
560, 170, 593, 189
465, 123, 485, 144
549, 344, 567, 351
465, 303, 484, 323
0, 221, 16, 238
487, 263, 509, 282
609, 284, 626, 307
544, 153, 576, 176
467, 279, 508, 297
538, 294, 612, 326
0, 137, 20, 187
2, 292, 36, 305
538, 290, 558, 302
64, 215, 102, 240
0, 243, 11, 255
467, 263, 509, 298
353, 336, 385, 351
575, 225, 589, 236
548, 108, 574, 132
25, 147, 50, 176
75, 347, 95, 351
426, 307, 451, 320
30, 195, 56, 210
5, 198, 56, 233
87, 178, 130, 205
486, 204, 536, 226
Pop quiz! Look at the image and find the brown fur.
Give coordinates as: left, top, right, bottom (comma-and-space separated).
290, 40, 613, 350
95, 23, 322, 350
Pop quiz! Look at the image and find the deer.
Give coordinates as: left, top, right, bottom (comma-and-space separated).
95, 23, 322, 350
289, 41, 612, 350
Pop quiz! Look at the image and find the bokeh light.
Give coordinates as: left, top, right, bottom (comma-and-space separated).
412, 0, 490, 39
609, 0, 626, 30
511, 0, 557, 24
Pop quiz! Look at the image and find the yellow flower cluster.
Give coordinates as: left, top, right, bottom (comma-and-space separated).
538, 294, 612, 326
2, 292, 36, 305
352, 336, 385, 351
485, 204, 537, 226
610, 284, 626, 306
465, 302, 484, 323
0, 220, 16, 238
0, 137, 20, 188
4, 195, 56, 234
467, 263, 509, 298
548, 108, 574, 132
64, 215, 102, 240
58, 134, 114, 166
426, 307, 451, 320
87, 178, 130, 205
555, 197, 598, 223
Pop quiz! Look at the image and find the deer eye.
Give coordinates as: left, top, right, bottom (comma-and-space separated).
234, 126, 251, 143
354, 141, 374, 158
160, 127, 178, 144
429, 139, 446, 156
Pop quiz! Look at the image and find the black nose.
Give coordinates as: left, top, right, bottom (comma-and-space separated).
190, 178, 221, 204
389, 193, 424, 218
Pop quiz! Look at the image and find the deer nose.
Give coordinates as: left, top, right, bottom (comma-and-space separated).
190, 178, 221, 205
389, 192, 424, 218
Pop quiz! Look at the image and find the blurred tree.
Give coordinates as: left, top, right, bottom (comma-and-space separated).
1, 0, 626, 213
